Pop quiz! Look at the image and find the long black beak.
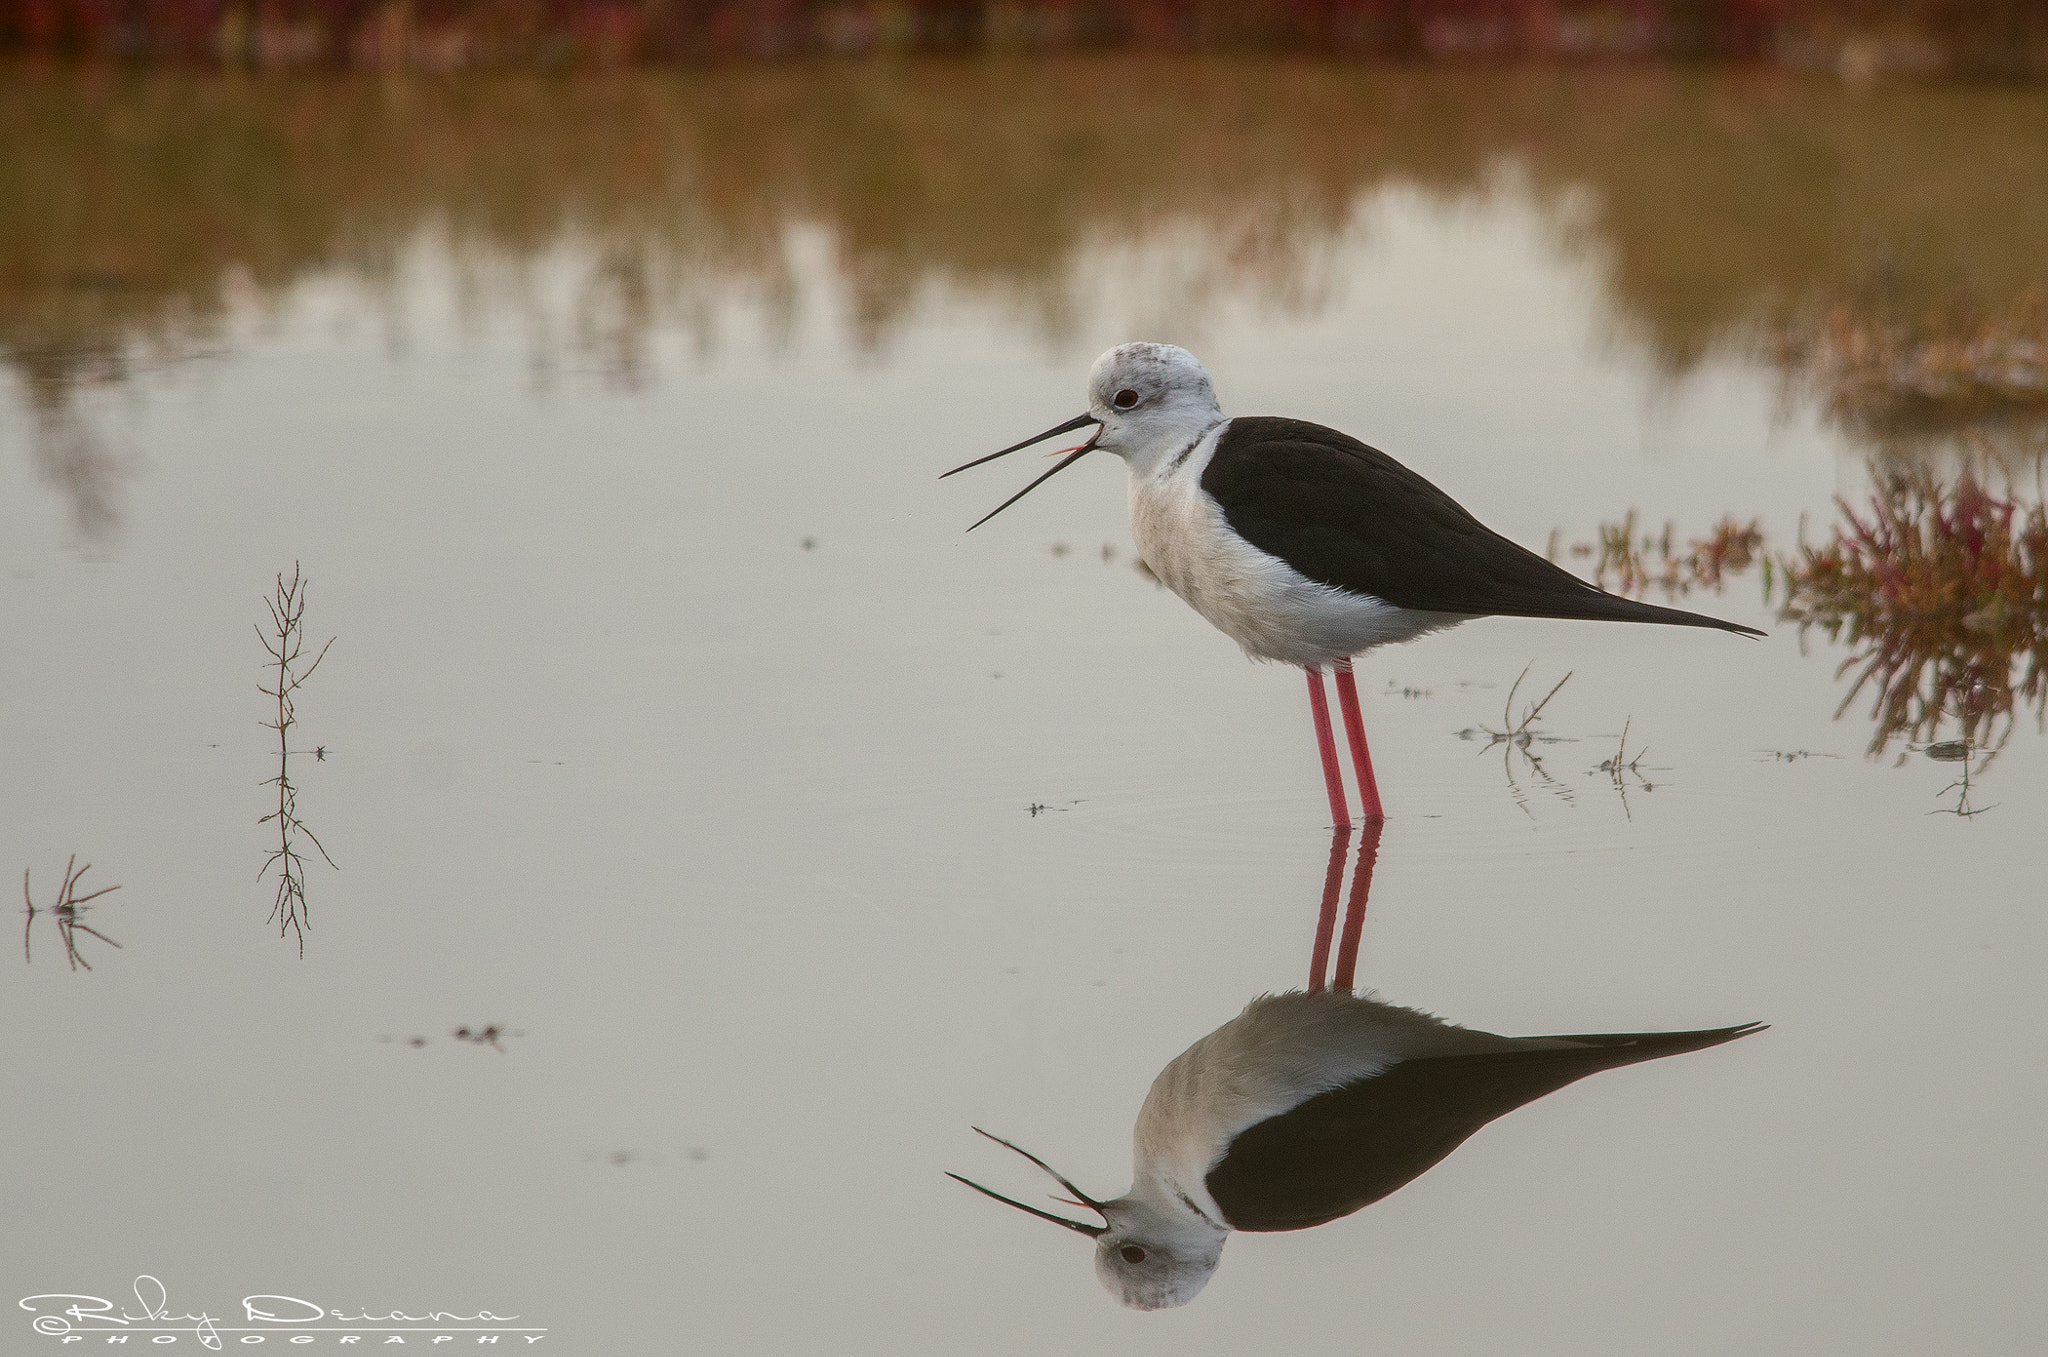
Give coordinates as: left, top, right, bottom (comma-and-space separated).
946, 1126, 1109, 1237
941, 412, 1102, 533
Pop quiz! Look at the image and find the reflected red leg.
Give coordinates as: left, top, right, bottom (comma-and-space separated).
1305, 667, 1351, 830
1333, 659, 1386, 822
1331, 817, 1383, 992
1307, 827, 1351, 992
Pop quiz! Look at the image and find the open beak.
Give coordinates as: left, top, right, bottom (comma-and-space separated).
946, 1126, 1108, 1237
941, 413, 1103, 532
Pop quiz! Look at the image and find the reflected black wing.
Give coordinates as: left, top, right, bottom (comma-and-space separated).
1205, 1023, 1764, 1233
1202, 417, 1762, 635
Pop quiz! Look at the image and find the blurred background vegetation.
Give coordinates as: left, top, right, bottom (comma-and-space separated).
3, 2, 2045, 77
5, 17, 2042, 761
7, 63, 2043, 432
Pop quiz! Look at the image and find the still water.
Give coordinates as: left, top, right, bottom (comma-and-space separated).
4, 61, 2045, 1353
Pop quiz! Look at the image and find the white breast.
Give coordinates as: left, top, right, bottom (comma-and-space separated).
1127, 422, 1466, 668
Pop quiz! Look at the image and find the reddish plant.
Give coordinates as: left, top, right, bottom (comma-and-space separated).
1775, 468, 2048, 758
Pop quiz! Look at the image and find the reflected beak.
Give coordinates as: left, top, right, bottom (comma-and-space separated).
941, 413, 1103, 532
946, 1126, 1109, 1237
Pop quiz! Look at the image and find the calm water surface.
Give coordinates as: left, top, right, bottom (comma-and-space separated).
4, 62, 2045, 1353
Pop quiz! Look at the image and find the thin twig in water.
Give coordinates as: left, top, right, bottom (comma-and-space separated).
23, 855, 123, 971
1594, 717, 1656, 818
258, 564, 336, 956
1461, 664, 1576, 816
1929, 743, 1996, 818
1598, 717, 1651, 785
1491, 663, 1573, 744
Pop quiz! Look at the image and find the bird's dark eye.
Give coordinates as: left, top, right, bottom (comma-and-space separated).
1113, 388, 1140, 410
1120, 1245, 1147, 1264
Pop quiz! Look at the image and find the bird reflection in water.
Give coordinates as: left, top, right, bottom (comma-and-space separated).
1305, 821, 1383, 996
951, 825, 1762, 1310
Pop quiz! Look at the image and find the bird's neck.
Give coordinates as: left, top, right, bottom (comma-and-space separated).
1117, 414, 1226, 481
1123, 1169, 1232, 1242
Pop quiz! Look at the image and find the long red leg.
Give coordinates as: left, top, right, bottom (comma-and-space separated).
1332, 817, 1383, 992
1332, 659, 1386, 822
1305, 667, 1351, 830
1307, 827, 1351, 992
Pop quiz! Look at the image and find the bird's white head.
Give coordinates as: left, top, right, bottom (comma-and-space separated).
941, 342, 1225, 531
949, 1128, 1229, 1311
1089, 1195, 1228, 1311
1084, 342, 1225, 472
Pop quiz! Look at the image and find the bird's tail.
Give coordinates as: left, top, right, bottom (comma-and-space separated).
1497, 589, 1766, 638
1546, 1021, 1769, 1069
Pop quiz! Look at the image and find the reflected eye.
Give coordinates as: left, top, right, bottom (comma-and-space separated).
1112, 388, 1140, 410
1120, 1245, 1147, 1264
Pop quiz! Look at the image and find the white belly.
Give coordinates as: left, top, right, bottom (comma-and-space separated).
1128, 456, 1465, 668
1131, 991, 1521, 1222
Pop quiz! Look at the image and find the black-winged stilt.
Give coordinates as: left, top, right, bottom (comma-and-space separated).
950, 997, 1764, 1309
944, 343, 1763, 826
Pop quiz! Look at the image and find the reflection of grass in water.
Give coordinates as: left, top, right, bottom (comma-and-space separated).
1775, 287, 2048, 448
6, 63, 2048, 393
1555, 514, 1764, 600
9, 64, 2048, 541
259, 564, 335, 955
1556, 472, 2048, 778
1775, 468, 2048, 760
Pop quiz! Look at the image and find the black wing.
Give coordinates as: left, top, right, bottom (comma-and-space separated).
1205, 1023, 1765, 1233
1202, 417, 1763, 635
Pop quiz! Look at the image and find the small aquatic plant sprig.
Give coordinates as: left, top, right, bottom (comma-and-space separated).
22, 855, 123, 971
1457, 664, 1576, 816
259, 564, 335, 955
1773, 469, 2048, 760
